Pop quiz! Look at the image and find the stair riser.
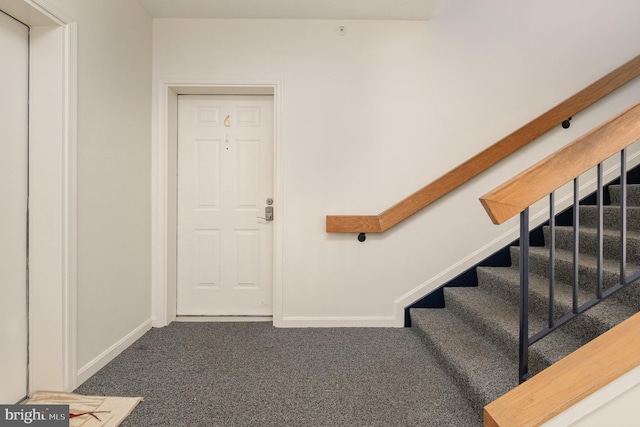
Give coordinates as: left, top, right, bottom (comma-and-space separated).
579, 206, 640, 232
511, 247, 640, 311
543, 226, 640, 263
444, 288, 553, 373
409, 316, 505, 413
608, 184, 640, 206
408, 182, 640, 416
477, 267, 621, 342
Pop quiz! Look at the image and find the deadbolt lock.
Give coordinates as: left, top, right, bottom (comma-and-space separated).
264, 206, 274, 221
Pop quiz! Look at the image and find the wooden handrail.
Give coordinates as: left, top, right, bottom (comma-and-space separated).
480, 101, 640, 225
327, 54, 640, 233
484, 311, 640, 427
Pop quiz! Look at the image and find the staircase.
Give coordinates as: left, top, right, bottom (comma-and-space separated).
410, 183, 640, 417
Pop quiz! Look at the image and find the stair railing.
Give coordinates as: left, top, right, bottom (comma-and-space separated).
327, 54, 640, 241
480, 101, 640, 383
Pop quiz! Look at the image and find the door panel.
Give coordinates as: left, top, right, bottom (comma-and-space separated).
177, 95, 274, 316
0, 10, 29, 403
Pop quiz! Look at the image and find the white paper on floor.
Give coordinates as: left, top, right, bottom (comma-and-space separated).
26, 391, 143, 427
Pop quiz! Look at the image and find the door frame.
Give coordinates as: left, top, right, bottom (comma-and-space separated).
152, 79, 283, 327
0, 0, 78, 392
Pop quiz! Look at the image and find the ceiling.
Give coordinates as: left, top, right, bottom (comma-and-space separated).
138, 0, 437, 21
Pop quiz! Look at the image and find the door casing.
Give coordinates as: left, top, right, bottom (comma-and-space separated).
151, 81, 283, 327
0, 0, 78, 392
0, 9, 29, 403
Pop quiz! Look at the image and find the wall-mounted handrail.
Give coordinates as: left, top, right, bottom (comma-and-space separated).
327, 54, 640, 235
480, 101, 640, 224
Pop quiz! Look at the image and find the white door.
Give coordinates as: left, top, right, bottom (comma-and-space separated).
177, 95, 274, 316
0, 10, 29, 403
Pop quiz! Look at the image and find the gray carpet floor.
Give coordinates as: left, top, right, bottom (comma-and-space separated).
74, 321, 481, 426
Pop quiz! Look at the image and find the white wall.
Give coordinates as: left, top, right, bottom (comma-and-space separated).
47, 0, 153, 384
153, 0, 640, 327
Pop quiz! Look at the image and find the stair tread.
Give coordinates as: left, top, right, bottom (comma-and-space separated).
546, 225, 640, 263
579, 205, 640, 231
443, 286, 585, 368
608, 184, 640, 206
479, 264, 637, 316
511, 245, 640, 311
526, 246, 640, 295
477, 265, 636, 337
582, 203, 640, 210
410, 307, 518, 411
551, 224, 640, 239
526, 244, 640, 271
407, 182, 640, 417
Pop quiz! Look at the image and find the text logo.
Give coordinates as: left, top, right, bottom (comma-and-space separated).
0, 406, 68, 427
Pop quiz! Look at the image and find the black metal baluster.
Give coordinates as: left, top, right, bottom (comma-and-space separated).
513, 151, 639, 384
548, 193, 555, 329
519, 208, 530, 384
573, 177, 580, 313
620, 149, 627, 283
596, 163, 603, 299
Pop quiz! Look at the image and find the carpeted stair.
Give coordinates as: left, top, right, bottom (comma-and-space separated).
410, 183, 640, 416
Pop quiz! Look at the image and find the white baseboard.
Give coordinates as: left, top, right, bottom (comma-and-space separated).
175, 316, 272, 322
278, 316, 400, 328
75, 319, 153, 387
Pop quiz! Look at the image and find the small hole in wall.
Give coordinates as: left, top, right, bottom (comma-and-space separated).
337, 26, 347, 36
